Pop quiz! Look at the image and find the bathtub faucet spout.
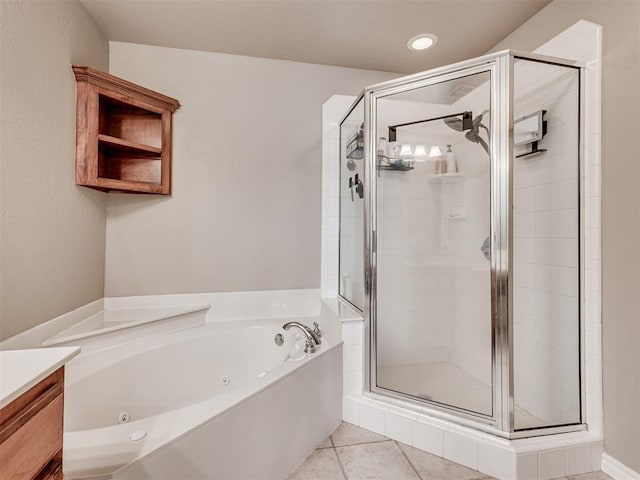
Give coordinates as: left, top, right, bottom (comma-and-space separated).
282, 322, 321, 354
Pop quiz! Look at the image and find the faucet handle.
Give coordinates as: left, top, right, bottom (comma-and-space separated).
304, 338, 317, 354
313, 321, 322, 337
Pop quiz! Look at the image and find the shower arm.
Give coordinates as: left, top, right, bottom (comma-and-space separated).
388, 111, 472, 142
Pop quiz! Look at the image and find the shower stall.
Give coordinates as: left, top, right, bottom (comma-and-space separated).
338, 50, 583, 437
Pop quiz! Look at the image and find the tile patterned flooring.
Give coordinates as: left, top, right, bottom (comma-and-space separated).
287, 422, 613, 480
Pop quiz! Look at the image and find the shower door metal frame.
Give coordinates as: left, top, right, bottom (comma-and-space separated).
363, 56, 506, 431
353, 50, 586, 438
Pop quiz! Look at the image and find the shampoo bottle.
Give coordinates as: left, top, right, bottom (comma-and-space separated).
445, 144, 457, 173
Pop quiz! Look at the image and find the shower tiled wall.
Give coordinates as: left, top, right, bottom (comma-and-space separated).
375, 99, 454, 367
376, 178, 452, 366
375, 94, 492, 375
445, 81, 493, 388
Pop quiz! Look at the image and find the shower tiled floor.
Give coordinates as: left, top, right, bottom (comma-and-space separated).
287, 422, 613, 480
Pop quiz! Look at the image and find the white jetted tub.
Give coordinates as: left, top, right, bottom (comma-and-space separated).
62, 314, 342, 479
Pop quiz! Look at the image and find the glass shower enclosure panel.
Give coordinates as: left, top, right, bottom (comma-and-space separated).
512, 58, 581, 430
339, 99, 365, 310
372, 69, 494, 417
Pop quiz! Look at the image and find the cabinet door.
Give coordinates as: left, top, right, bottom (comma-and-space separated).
0, 371, 64, 480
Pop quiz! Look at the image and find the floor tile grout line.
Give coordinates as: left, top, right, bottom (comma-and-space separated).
332, 446, 349, 480
330, 433, 349, 480
333, 438, 393, 448
395, 440, 426, 480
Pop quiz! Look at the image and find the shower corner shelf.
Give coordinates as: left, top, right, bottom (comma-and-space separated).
346, 128, 364, 160
378, 156, 415, 171
73, 65, 180, 195
516, 148, 547, 159
427, 172, 465, 184
379, 164, 415, 172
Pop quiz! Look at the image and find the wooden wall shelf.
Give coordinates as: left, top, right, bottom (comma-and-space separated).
73, 66, 180, 194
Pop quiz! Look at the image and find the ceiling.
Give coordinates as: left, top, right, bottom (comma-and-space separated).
79, 0, 551, 74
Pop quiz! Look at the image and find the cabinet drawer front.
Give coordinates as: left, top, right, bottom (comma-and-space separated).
35, 453, 63, 480
0, 394, 63, 480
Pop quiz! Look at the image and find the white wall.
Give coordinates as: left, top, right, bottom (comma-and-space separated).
105, 42, 395, 297
0, 0, 108, 341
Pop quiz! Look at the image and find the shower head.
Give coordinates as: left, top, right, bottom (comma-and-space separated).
442, 111, 473, 132
444, 110, 490, 156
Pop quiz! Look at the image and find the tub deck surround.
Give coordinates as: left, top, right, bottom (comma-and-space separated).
15, 290, 343, 479
0, 289, 341, 479
0, 299, 106, 351
322, 296, 365, 323
0, 289, 324, 350
41, 304, 210, 347
104, 288, 324, 321
0, 347, 80, 409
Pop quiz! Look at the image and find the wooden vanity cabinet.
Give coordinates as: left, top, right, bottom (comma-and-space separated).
0, 369, 65, 480
73, 66, 180, 194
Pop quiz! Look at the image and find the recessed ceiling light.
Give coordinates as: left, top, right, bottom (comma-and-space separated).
407, 34, 438, 52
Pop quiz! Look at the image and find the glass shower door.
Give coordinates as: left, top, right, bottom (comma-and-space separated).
372, 69, 494, 417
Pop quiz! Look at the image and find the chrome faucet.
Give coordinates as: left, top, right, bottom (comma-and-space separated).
282, 321, 321, 354
312, 321, 322, 339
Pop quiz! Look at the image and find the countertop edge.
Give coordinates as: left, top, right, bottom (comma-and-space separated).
0, 346, 81, 410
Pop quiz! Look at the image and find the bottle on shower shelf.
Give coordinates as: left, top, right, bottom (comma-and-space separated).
445, 144, 457, 173
430, 145, 447, 174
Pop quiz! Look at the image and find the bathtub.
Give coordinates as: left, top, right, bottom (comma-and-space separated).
62, 314, 343, 479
